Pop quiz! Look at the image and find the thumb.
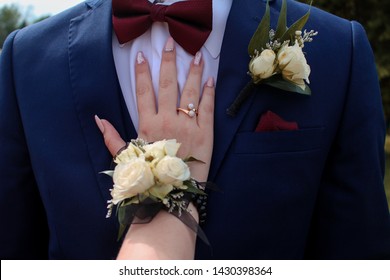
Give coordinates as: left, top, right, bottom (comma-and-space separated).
95, 115, 126, 156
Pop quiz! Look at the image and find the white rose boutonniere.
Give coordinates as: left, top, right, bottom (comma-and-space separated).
227, 0, 318, 116
249, 49, 277, 80
277, 39, 311, 89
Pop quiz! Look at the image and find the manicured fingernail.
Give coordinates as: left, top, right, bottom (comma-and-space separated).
95, 115, 105, 133
164, 37, 175, 52
136, 51, 145, 64
194, 51, 202, 66
206, 77, 214, 87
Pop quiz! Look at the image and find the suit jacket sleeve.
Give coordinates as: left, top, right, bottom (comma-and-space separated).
305, 21, 390, 259
0, 31, 49, 259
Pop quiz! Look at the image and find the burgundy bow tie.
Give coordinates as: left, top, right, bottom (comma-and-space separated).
112, 0, 213, 55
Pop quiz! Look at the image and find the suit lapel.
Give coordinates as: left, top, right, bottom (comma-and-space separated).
209, 0, 278, 181
68, 0, 135, 197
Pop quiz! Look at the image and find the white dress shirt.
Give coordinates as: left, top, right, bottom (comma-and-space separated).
112, 0, 233, 130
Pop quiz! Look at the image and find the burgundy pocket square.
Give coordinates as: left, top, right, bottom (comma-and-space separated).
255, 111, 299, 132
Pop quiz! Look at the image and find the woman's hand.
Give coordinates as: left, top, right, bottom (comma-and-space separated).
96, 37, 215, 182
135, 37, 215, 181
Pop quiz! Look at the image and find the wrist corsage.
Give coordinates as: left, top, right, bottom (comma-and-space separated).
227, 0, 317, 116
102, 138, 209, 243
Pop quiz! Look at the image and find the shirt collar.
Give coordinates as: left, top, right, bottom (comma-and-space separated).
205, 0, 233, 58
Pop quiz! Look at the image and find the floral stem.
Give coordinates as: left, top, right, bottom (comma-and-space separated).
226, 80, 256, 117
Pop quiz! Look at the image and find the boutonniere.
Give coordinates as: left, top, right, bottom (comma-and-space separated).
227, 0, 317, 116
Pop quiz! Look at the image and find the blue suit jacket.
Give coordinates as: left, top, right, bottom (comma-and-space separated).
1, 0, 389, 259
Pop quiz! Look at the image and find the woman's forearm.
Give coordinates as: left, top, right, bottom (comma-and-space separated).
117, 203, 199, 259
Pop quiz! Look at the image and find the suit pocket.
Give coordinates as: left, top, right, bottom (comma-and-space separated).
231, 127, 325, 154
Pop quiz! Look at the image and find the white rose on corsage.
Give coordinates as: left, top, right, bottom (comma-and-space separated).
227, 0, 317, 116
154, 155, 191, 187
102, 138, 207, 241
277, 41, 311, 90
249, 49, 276, 81
114, 142, 142, 164
143, 139, 181, 161
111, 157, 155, 204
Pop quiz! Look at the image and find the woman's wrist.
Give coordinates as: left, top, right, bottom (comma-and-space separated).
188, 163, 210, 183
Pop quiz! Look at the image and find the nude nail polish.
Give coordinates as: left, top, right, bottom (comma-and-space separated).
136, 51, 145, 64
206, 77, 214, 87
164, 37, 175, 52
194, 51, 202, 66
95, 115, 105, 133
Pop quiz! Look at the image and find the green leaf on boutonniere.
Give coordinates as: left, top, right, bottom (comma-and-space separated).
248, 0, 270, 56
274, 0, 288, 39
264, 75, 312, 95
280, 4, 311, 44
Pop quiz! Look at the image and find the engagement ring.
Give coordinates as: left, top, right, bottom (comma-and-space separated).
177, 103, 198, 118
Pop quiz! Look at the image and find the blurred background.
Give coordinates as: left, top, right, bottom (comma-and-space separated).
0, 0, 389, 207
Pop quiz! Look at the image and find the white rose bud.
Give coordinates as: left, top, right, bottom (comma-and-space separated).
114, 143, 142, 164
144, 141, 166, 161
154, 156, 190, 187
111, 158, 155, 204
163, 139, 181, 157
144, 139, 181, 161
249, 49, 276, 80
277, 41, 311, 90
